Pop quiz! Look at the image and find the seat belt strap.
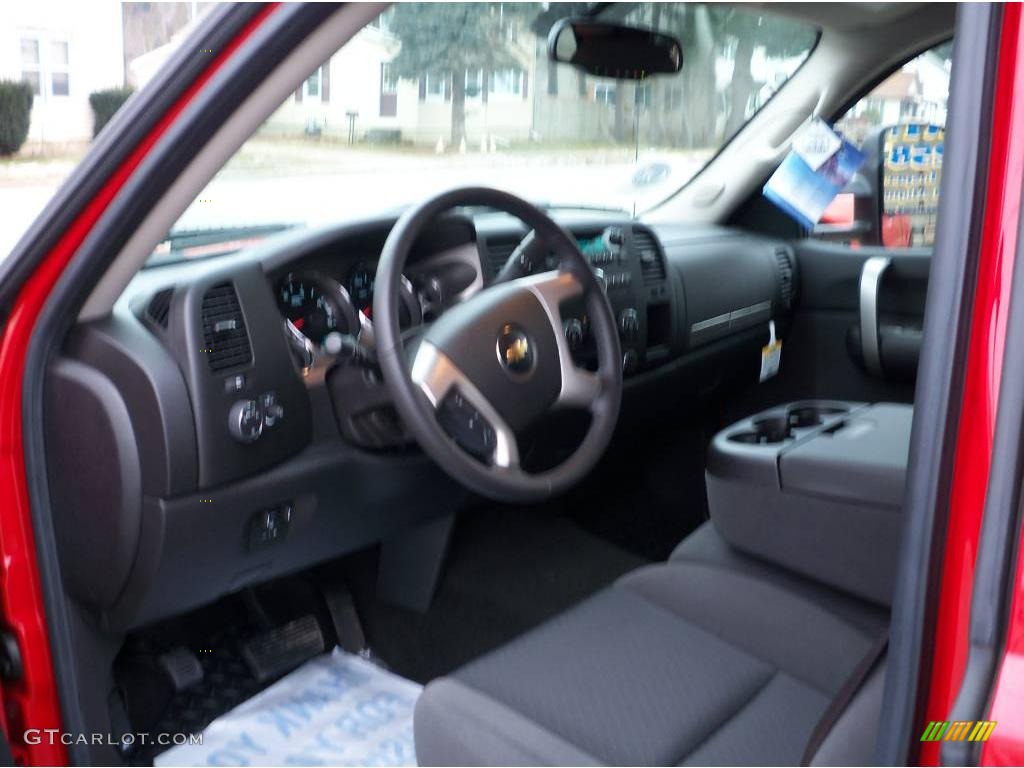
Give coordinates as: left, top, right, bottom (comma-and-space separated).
801, 629, 889, 766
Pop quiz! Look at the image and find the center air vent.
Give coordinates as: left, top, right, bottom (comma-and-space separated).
483, 237, 521, 279
145, 287, 173, 329
774, 247, 795, 308
201, 282, 252, 372
633, 228, 666, 283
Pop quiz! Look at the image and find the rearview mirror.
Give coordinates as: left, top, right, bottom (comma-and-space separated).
548, 18, 683, 81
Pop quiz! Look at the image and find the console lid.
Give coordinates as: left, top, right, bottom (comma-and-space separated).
780, 403, 912, 509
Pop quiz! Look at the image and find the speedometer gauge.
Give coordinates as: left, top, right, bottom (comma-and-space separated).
276, 273, 356, 346
347, 262, 422, 330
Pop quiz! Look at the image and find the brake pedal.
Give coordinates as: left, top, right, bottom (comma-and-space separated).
319, 577, 367, 654
241, 614, 325, 683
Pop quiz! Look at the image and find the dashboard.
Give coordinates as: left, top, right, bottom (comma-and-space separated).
45, 208, 796, 631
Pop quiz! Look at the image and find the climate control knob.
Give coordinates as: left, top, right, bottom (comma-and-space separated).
622, 349, 638, 375
229, 398, 264, 444
619, 308, 640, 340
563, 318, 585, 352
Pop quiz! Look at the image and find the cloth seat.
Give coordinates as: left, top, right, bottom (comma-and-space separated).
414, 523, 889, 766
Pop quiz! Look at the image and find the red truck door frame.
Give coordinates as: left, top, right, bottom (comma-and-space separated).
953, 6, 1024, 764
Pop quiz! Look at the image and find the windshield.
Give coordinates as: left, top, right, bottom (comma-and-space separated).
159, 3, 815, 258
0, 3, 816, 262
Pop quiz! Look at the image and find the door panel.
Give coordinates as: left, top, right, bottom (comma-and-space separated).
726, 240, 928, 419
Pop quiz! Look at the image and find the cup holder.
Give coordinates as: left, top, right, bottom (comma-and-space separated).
786, 405, 847, 429
728, 404, 852, 445
729, 414, 793, 445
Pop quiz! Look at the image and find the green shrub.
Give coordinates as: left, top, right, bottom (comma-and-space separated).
88, 87, 134, 138
0, 80, 33, 156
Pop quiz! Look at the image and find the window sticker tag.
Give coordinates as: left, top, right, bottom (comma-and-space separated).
791, 118, 842, 171
760, 320, 782, 382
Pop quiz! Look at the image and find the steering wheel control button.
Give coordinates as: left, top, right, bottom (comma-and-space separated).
248, 503, 293, 550
496, 323, 535, 378
229, 398, 264, 444
438, 390, 496, 461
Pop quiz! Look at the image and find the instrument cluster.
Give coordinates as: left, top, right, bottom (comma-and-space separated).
275, 263, 420, 350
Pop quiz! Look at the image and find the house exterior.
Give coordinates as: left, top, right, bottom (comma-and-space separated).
262, 21, 539, 148
0, 0, 124, 150
838, 50, 950, 145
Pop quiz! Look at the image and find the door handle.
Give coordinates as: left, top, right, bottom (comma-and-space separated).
859, 256, 892, 376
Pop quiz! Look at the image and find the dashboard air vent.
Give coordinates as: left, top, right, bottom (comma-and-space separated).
201, 282, 252, 372
774, 247, 795, 308
484, 237, 521, 279
633, 228, 666, 283
146, 287, 173, 329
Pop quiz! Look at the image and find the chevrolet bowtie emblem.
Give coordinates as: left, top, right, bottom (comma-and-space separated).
506, 337, 529, 365
497, 323, 535, 376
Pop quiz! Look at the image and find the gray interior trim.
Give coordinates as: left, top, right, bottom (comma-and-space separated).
690, 300, 772, 334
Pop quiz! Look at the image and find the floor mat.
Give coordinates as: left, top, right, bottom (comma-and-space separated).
566, 416, 711, 561
155, 649, 420, 767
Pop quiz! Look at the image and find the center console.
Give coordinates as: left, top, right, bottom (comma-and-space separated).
706, 400, 912, 605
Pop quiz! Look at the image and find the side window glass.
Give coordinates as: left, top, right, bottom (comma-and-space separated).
818, 42, 952, 248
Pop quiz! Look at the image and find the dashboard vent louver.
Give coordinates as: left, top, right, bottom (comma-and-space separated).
484, 237, 521, 279
201, 282, 252, 372
774, 247, 795, 308
146, 287, 173, 329
633, 228, 666, 283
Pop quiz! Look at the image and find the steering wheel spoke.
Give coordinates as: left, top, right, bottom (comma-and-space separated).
411, 341, 520, 469
558, 366, 602, 409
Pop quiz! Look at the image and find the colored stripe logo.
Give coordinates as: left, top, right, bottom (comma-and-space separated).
920, 721, 997, 742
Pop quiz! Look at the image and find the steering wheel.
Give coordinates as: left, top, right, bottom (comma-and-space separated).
374, 187, 623, 502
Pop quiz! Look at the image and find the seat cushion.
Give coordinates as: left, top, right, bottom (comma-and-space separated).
415, 525, 888, 766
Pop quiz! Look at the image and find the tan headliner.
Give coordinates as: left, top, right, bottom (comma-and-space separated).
743, 2, 956, 35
